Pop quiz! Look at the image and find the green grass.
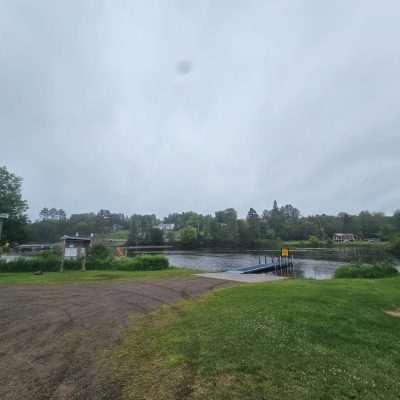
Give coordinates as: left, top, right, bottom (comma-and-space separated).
97, 229, 129, 240
333, 240, 386, 247
282, 240, 386, 248
110, 277, 400, 400
0, 268, 194, 284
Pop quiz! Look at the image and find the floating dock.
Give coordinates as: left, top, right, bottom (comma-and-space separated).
196, 272, 286, 283
227, 255, 295, 275
231, 263, 277, 274
196, 255, 295, 283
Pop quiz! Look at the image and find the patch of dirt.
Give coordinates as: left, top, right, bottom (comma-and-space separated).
0, 277, 230, 400
384, 308, 400, 317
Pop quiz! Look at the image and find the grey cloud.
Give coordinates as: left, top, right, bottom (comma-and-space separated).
1, 0, 399, 219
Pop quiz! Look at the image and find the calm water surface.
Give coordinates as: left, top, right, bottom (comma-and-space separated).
156, 246, 393, 280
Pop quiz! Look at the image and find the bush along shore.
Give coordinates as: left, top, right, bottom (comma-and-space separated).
334, 262, 399, 279
0, 255, 169, 273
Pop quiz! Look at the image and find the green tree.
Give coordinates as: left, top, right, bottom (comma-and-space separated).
308, 235, 321, 247
166, 231, 176, 243
58, 209, 67, 220
150, 228, 164, 245
266, 200, 283, 238
0, 166, 28, 243
247, 208, 260, 242
39, 207, 49, 220
180, 226, 198, 247
338, 212, 354, 233
388, 235, 400, 257
237, 219, 251, 244
393, 210, 400, 232
215, 208, 238, 243
49, 208, 58, 220
88, 243, 111, 260
127, 218, 140, 246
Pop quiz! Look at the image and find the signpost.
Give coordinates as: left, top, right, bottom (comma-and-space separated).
279, 247, 291, 275
281, 247, 289, 257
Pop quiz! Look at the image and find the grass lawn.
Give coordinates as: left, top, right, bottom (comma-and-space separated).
0, 268, 195, 284
97, 229, 129, 240
110, 277, 400, 400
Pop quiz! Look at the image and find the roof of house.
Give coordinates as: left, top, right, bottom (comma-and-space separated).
60, 235, 92, 242
17, 243, 56, 249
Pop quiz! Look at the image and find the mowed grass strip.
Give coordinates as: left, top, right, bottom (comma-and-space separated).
110, 277, 400, 400
0, 268, 195, 284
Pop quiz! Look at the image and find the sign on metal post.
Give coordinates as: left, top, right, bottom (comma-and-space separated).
281, 247, 289, 257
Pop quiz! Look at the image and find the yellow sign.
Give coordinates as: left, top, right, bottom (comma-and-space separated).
281, 247, 289, 257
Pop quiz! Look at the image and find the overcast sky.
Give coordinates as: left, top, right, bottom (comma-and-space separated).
1, 1, 399, 220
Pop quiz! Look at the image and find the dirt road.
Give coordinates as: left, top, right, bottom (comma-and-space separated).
0, 277, 228, 400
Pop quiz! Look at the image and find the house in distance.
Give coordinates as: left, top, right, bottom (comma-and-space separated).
333, 233, 357, 243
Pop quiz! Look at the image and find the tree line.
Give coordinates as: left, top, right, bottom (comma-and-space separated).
1, 166, 400, 248
150, 203, 400, 248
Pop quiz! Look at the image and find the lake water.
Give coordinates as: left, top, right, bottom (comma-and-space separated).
153, 246, 393, 280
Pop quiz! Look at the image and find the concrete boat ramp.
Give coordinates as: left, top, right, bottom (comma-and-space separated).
196, 272, 286, 283
196, 256, 294, 282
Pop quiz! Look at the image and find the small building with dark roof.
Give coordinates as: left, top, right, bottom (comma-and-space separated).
60, 235, 92, 259
60, 234, 93, 272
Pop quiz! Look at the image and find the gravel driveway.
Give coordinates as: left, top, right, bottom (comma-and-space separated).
0, 277, 229, 400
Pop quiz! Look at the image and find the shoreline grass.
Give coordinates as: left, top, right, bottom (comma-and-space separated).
281, 240, 387, 248
110, 277, 400, 400
335, 263, 398, 279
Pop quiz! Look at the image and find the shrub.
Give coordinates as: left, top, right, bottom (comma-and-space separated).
112, 255, 169, 271
0, 255, 169, 273
37, 250, 52, 259
86, 259, 110, 270
255, 239, 282, 250
180, 226, 198, 247
0, 257, 81, 273
334, 262, 398, 279
36, 250, 61, 266
308, 235, 321, 248
326, 239, 334, 247
88, 244, 111, 261
388, 236, 400, 258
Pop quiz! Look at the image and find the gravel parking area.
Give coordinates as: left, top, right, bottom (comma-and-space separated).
0, 277, 229, 400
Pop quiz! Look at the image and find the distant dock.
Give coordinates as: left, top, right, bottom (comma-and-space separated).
228, 255, 295, 275
197, 254, 295, 283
